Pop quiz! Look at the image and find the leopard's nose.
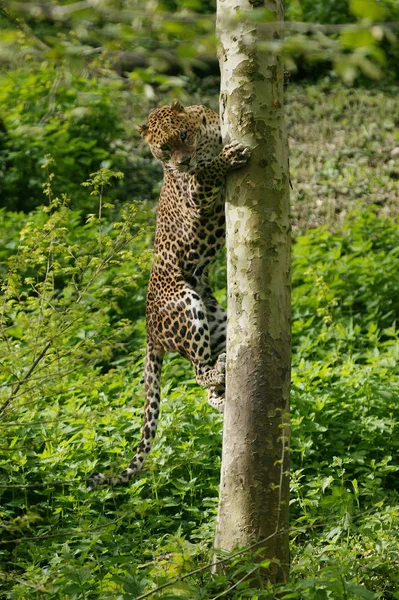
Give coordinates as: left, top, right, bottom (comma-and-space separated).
178, 156, 191, 166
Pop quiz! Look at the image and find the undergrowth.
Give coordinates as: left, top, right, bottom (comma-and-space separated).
0, 74, 398, 600
0, 163, 398, 598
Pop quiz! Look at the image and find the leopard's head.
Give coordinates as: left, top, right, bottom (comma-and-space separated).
137, 101, 216, 173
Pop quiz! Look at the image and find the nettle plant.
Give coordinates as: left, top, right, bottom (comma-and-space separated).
0, 160, 150, 438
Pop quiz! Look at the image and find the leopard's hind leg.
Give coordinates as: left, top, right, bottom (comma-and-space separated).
180, 290, 225, 391
204, 295, 227, 411
205, 295, 227, 361
163, 289, 227, 412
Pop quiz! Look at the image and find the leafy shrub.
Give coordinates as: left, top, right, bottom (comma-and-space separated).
291, 208, 399, 512
286, 0, 353, 24
286, 0, 399, 24
284, 0, 399, 82
0, 67, 160, 213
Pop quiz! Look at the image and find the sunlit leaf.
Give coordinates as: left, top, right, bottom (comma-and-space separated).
350, 0, 387, 21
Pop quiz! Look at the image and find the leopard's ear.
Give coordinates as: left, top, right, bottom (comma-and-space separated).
137, 123, 150, 138
171, 99, 184, 113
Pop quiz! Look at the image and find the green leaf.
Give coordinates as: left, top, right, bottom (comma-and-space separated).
341, 29, 375, 49
345, 582, 377, 599
350, 0, 387, 20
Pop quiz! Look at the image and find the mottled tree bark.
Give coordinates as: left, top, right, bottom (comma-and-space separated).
214, 0, 291, 584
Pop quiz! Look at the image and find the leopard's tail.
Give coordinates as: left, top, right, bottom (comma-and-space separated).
86, 343, 164, 491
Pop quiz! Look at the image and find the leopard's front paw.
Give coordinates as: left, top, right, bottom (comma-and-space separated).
222, 141, 251, 170
215, 352, 226, 374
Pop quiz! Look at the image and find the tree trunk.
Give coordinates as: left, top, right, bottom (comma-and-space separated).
214, 0, 291, 585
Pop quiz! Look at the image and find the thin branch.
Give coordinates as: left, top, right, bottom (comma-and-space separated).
0, 420, 61, 427
0, 515, 125, 546
98, 184, 103, 258
8, 2, 399, 33
32, 234, 55, 357
210, 566, 258, 600
0, 400, 142, 426
39, 72, 61, 124
0, 364, 87, 412
0, 312, 105, 394
0, 341, 52, 414
0, 4, 50, 50
265, 20, 399, 33
9, 1, 90, 20
0, 324, 133, 408
0, 480, 79, 489
275, 417, 287, 531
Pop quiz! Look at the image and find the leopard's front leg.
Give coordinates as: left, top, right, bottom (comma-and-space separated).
189, 142, 251, 210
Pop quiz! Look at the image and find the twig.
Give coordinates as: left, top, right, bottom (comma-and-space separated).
0, 316, 103, 392
0, 401, 141, 426
0, 364, 91, 413
262, 20, 399, 33
210, 566, 258, 600
0, 515, 125, 546
98, 184, 103, 258
39, 72, 61, 124
0, 480, 78, 489
8, 2, 399, 33
0, 420, 62, 427
0, 341, 51, 414
9, 1, 90, 20
0, 4, 50, 50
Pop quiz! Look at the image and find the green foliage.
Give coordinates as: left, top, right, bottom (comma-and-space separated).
1, 165, 398, 599
285, 0, 399, 24
290, 209, 399, 513
160, 0, 216, 13
0, 67, 159, 212
0, 0, 398, 595
283, 0, 399, 82
0, 72, 398, 599
286, 0, 354, 24
2, 0, 399, 85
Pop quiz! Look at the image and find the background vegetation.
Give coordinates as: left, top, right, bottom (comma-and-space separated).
0, 0, 398, 598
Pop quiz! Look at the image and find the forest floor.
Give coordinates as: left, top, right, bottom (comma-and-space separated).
287, 84, 399, 232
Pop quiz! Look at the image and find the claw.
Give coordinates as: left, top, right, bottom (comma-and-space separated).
223, 141, 251, 170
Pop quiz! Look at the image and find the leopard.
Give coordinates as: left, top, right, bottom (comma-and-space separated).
87, 100, 250, 490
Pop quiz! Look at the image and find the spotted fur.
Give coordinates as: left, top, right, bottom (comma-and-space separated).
87, 101, 250, 490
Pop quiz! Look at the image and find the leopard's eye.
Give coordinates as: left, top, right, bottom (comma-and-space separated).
161, 144, 170, 152
180, 131, 187, 141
